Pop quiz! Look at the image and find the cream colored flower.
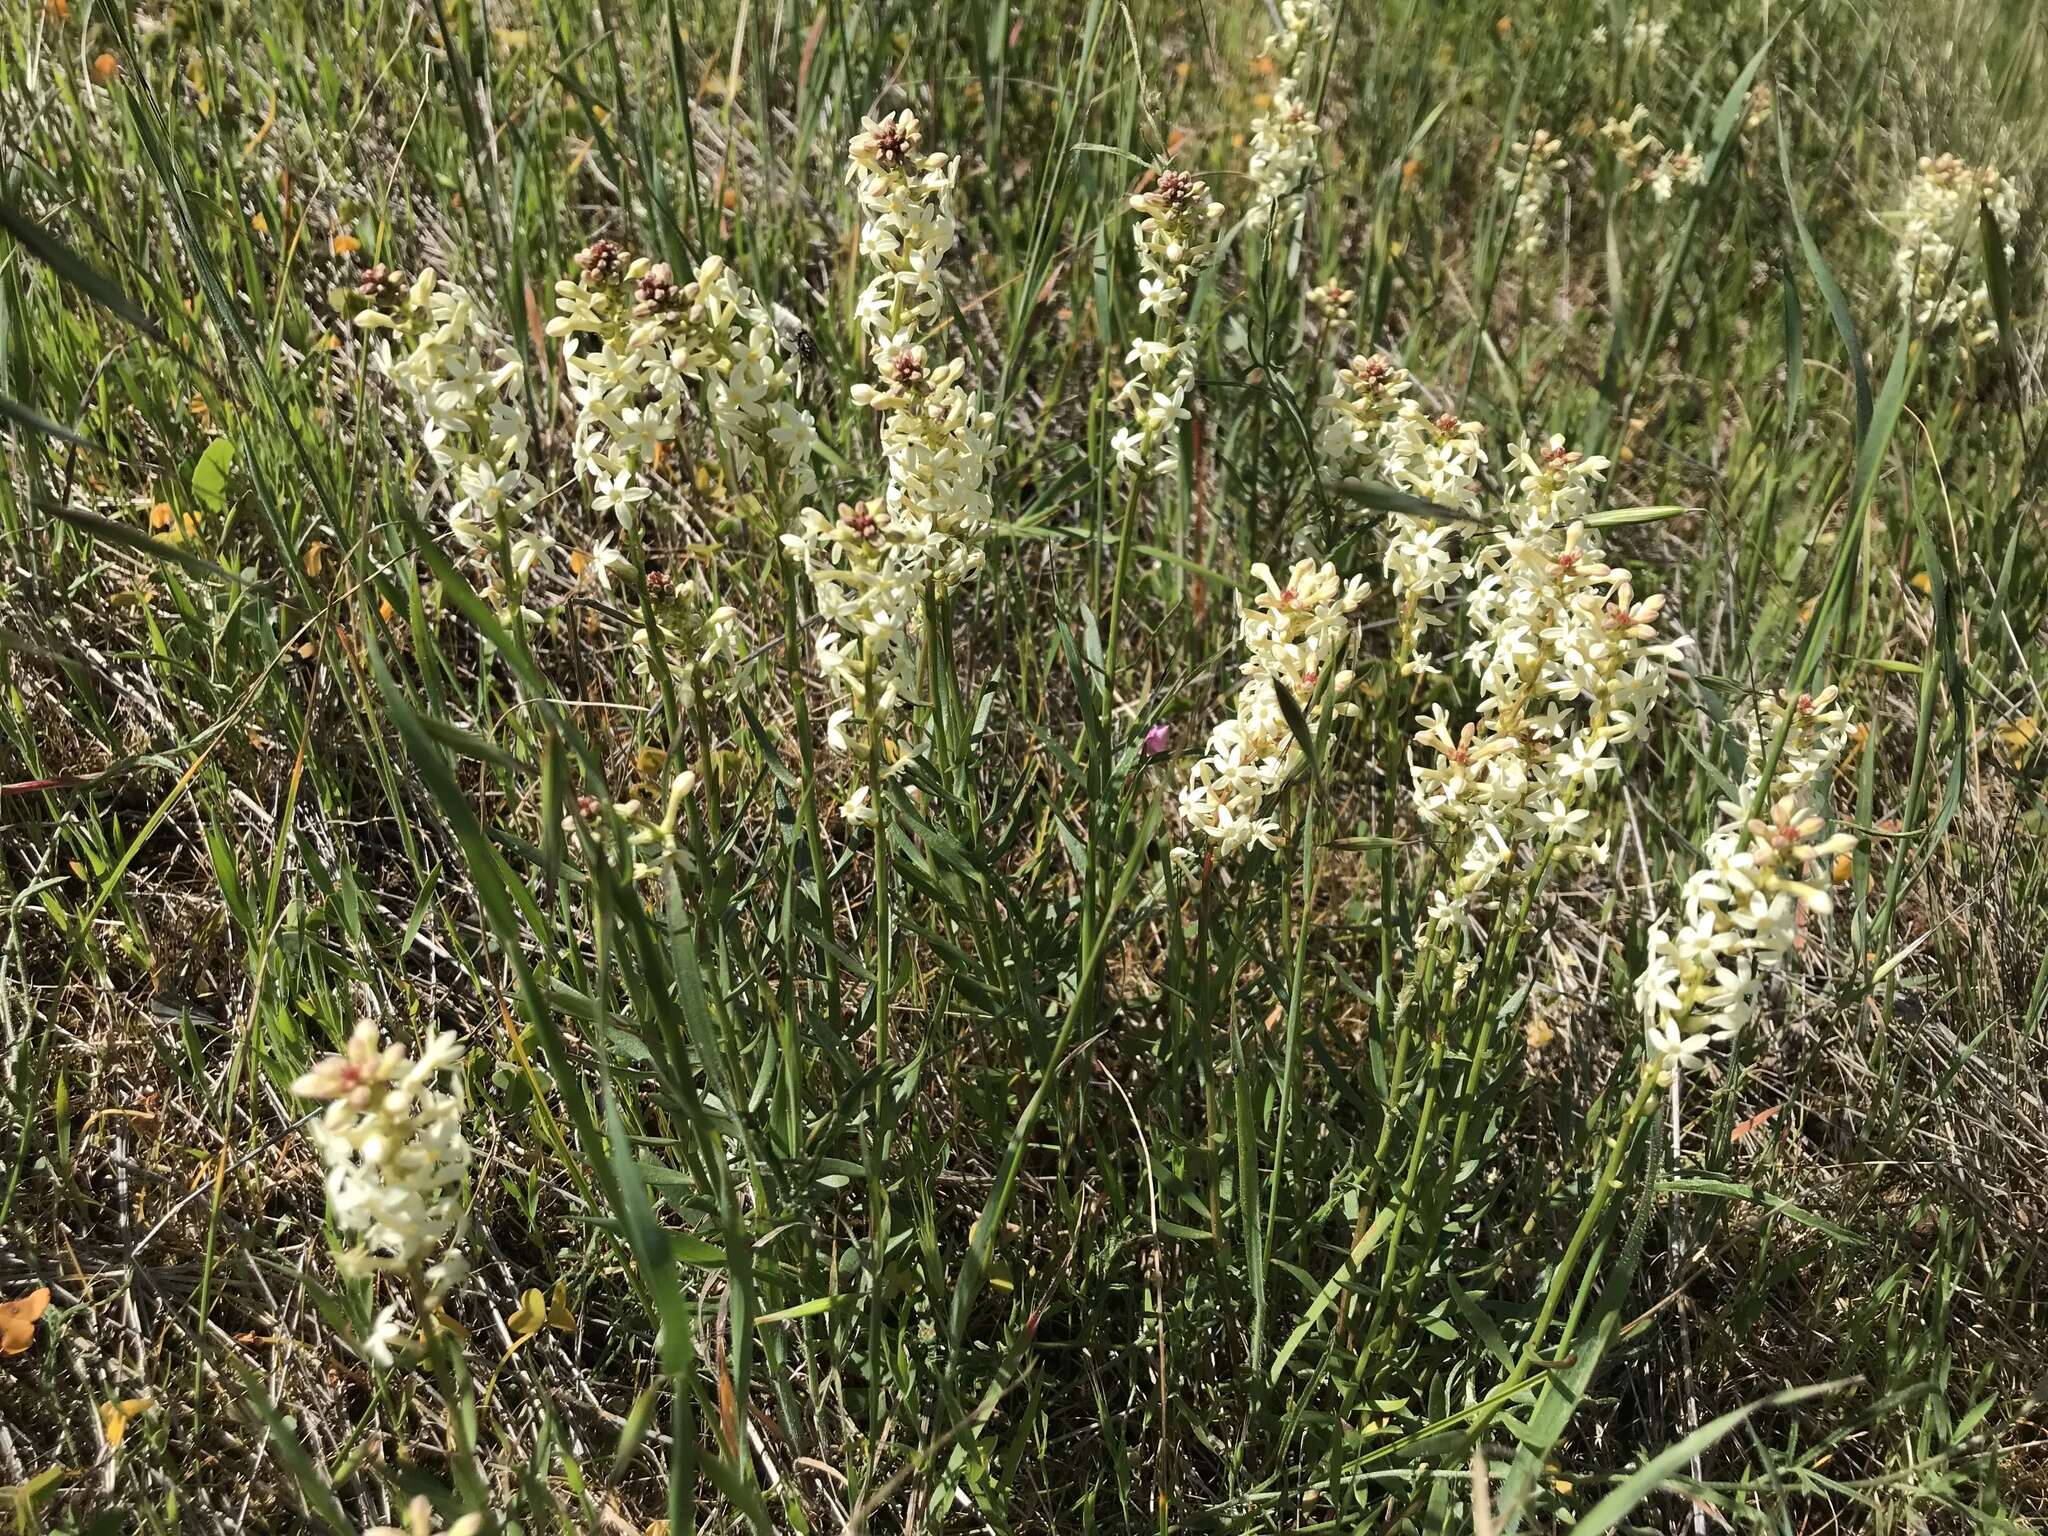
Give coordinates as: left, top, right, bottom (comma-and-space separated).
294, 1021, 471, 1366
1178, 557, 1368, 856
1495, 130, 1568, 259
1306, 276, 1356, 315
1409, 437, 1687, 932
353, 266, 544, 612
364, 1495, 486, 1536
1245, 0, 1335, 232
1113, 166, 1224, 479
549, 242, 819, 526
784, 111, 994, 812
1636, 690, 1856, 1081
1886, 153, 2021, 347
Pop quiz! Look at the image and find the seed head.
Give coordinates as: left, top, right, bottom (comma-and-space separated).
356, 263, 408, 306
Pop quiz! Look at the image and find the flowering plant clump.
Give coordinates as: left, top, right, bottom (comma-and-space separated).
352, 265, 548, 614
1112, 165, 1224, 480
1245, 0, 1335, 232
18, 0, 2018, 1521
1636, 687, 1856, 1080
1178, 558, 1368, 856
1887, 153, 2021, 346
293, 1022, 472, 1366
784, 110, 994, 823
548, 242, 819, 524
1495, 130, 1569, 258
1409, 438, 1686, 932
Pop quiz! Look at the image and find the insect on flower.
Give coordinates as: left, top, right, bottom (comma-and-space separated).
771, 300, 821, 374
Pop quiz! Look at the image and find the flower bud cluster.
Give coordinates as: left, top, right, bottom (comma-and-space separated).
1306, 276, 1356, 317
568, 767, 703, 881
549, 245, 819, 524
1635, 688, 1855, 1080
1317, 351, 1412, 470
353, 267, 545, 607
1246, 0, 1335, 232
1178, 558, 1368, 856
1888, 153, 2021, 347
1410, 438, 1686, 931
1598, 108, 1706, 202
293, 1021, 472, 1366
1740, 684, 1853, 805
1112, 166, 1224, 479
783, 111, 994, 821
627, 586, 744, 710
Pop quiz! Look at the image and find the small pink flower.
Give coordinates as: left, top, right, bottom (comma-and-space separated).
1142, 723, 1172, 757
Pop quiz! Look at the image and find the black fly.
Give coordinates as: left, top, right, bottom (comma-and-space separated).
771, 301, 820, 383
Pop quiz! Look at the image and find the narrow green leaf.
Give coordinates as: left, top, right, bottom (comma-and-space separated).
1271, 678, 1323, 798
35, 497, 262, 589
1980, 198, 2018, 378
0, 393, 105, 454
232, 1367, 355, 1533
1656, 1176, 1865, 1246
1564, 1380, 1855, 1536
1268, 1208, 1394, 1383
609, 1384, 662, 1482
1776, 109, 1871, 442
1581, 503, 1689, 529
0, 193, 170, 346
601, 1084, 694, 1377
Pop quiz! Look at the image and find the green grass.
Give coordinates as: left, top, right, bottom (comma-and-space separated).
3, 0, 2047, 1531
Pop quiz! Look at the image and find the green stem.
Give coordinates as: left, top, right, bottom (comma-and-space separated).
1262, 785, 1322, 1264
1103, 474, 1146, 696
1504, 1072, 1658, 1388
